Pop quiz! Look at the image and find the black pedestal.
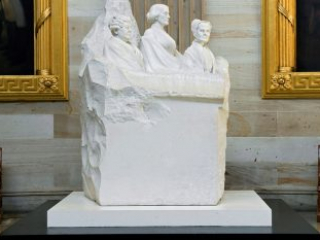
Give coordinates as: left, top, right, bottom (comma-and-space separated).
2, 199, 319, 238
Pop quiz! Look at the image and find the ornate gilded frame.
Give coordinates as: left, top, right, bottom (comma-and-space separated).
262, 0, 320, 99
0, 0, 68, 101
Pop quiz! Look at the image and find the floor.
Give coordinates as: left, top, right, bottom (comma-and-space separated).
299, 212, 320, 233
0, 215, 21, 234
0, 212, 319, 234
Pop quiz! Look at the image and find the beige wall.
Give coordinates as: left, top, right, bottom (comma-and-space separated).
1, 0, 319, 212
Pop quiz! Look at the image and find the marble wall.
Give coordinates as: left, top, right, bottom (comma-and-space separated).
1, 0, 319, 212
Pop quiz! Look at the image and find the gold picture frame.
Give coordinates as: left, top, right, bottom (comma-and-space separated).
262, 0, 320, 99
0, 0, 68, 101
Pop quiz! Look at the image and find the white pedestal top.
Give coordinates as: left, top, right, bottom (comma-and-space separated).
47, 191, 272, 227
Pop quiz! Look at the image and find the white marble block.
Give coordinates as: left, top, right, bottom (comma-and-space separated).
99, 99, 223, 206
47, 191, 272, 227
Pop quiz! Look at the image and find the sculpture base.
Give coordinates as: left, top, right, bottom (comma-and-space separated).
47, 191, 272, 227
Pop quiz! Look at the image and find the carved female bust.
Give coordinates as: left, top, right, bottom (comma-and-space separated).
140, 4, 183, 73
184, 19, 216, 73
105, 15, 144, 71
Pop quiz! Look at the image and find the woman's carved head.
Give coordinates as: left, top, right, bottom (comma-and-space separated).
191, 19, 212, 44
109, 15, 132, 43
147, 4, 170, 26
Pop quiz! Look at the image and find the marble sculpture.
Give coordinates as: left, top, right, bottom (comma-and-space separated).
79, 0, 230, 206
